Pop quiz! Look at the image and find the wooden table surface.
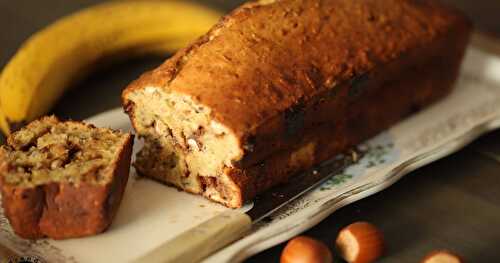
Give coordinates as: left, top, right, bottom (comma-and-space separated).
1, 1, 500, 262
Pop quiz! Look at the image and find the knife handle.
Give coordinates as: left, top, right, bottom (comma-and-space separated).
133, 210, 252, 263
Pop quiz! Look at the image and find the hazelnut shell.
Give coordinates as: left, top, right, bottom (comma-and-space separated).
335, 221, 384, 263
281, 236, 333, 263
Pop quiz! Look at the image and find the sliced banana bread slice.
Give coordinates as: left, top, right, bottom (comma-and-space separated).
0, 116, 133, 239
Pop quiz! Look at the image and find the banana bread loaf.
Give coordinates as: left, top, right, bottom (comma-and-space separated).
0, 116, 133, 239
122, 0, 472, 208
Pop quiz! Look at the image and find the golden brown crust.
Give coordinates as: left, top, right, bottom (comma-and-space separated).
0, 121, 133, 239
124, 0, 471, 157
228, 35, 467, 206
123, 0, 472, 207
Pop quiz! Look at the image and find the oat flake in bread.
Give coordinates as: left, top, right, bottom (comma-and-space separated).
122, 0, 472, 208
0, 116, 134, 239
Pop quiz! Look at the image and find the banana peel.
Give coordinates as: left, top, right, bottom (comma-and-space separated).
0, 107, 9, 136
0, 1, 221, 135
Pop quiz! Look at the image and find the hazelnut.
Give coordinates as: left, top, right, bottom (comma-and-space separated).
421, 250, 464, 263
187, 138, 200, 151
335, 221, 384, 263
281, 236, 333, 263
50, 159, 63, 169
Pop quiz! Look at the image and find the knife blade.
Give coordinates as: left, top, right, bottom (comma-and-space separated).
132, 149, 360, 263
247, 149, 359, 223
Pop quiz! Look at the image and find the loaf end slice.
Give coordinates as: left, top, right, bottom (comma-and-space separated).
0, 116, 133, 239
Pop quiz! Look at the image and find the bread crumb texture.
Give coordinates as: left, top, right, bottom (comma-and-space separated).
0, 116, 128, 187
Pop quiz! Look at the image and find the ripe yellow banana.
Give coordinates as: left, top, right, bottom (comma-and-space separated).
0, 1, 221, 135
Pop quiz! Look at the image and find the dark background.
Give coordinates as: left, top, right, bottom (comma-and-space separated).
1, 1, 500, 262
